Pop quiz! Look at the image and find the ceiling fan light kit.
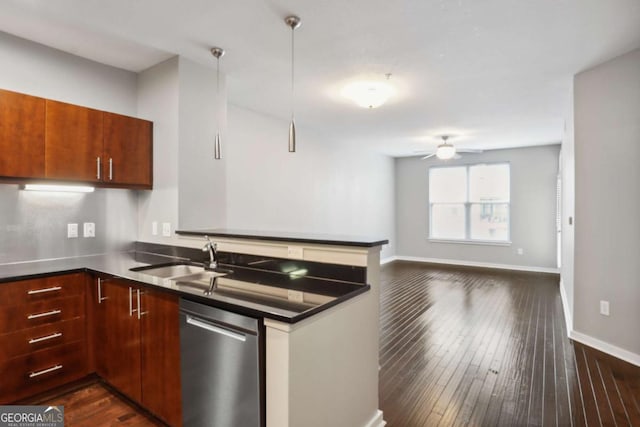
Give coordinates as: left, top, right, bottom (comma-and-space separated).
421, 135, 483, 160
436, 143, 456, 159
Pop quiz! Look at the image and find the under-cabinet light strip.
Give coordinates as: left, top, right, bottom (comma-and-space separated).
22, 184, 95, 193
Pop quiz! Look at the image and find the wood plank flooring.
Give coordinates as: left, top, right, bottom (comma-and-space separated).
23, 260, 640, 426
26, 381, 164, 426
379, 261, 640, 427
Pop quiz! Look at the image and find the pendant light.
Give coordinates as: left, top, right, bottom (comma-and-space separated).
211, 47, 225, 159
285, 15, 301, 152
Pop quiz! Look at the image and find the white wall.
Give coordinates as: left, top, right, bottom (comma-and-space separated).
395, 145, 560, 271
0, 31, 138, 263
225, 106, 396, 259
573, 48, 640, 358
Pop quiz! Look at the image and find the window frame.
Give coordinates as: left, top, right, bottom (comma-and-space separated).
428, 162, 511, 245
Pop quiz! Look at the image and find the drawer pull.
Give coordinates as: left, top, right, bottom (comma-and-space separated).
27, 309, 62, 320
29, 364, 63, 378
28, 332, 63, 344
27, 286, 62, 295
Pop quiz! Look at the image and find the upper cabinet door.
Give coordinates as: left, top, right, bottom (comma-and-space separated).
104, 112, 152, 188
0, 90, 45, 178
45, 100, 103, 182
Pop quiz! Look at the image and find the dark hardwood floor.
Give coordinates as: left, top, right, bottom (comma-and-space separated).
379, 261, 640, 427
26, 380, 164, 426
23, 261, 639, 426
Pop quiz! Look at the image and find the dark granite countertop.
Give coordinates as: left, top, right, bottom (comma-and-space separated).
0, 251, 369, 323
175, 228, 389, 248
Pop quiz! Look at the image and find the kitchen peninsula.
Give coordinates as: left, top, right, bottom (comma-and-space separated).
0, 230, 387, 427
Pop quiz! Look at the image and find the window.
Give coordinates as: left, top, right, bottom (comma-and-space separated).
429, 163, 510, 242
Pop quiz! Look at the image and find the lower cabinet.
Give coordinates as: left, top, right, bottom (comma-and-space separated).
0, 273, 88, 403
93, 277, 182, 427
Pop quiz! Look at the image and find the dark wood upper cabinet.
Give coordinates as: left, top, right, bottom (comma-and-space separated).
45, 100, 104, 182
104, 112, 152, 187
0, 89, 45, 178
0, 89, 152, 188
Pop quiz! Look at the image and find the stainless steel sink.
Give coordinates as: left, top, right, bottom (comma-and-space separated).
135, 264, 206, 279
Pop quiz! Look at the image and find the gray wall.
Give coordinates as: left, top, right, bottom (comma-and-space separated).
0, 32, 139, 263
177, 58, 226, 230
136, 57, 180, 244
573, 48, 640, 355
560, 92, 575, 326
225, 105, 396, 259
395, 145, 560, 270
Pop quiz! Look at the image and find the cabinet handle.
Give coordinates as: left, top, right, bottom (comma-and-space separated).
27, 286, 62, 295
109, 158, 113, 181
27, 309, 61, 320
97, 278, 108, 303
129, 287, 136, 316
29, 364, 63, 378
97, 157, 101, 179
137, 289, 147, 320
29, 332, 62, 344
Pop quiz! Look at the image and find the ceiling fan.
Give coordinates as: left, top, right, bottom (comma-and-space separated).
418, 136, 483, 160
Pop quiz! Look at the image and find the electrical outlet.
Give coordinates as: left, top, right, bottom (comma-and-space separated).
67, 223, 78, 238
152, 221, 158, 236
287, 246, 304, 259
517, 248, 524, 255
83, 222, 95, 238
162, 222, 171, 237
600, 300, 610, 316
287, 290, 304, 303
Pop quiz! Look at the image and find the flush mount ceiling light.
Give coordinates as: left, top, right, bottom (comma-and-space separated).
22, 184, 95, 193
211, 47, 225, 160
285, 15, 301, 153
341, 75, 395, 109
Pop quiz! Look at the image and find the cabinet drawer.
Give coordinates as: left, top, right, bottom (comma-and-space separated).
0, 273, 85, 308
0, 318, 85, 362
0, 341, 87, 404
0, 295, 84, 334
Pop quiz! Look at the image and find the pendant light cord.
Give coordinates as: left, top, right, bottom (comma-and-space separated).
216, 55, 220, 131
291, 25, 295, 120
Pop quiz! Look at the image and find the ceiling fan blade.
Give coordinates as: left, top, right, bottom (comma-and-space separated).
421, 154, 436, 160
456, 148, 483, 153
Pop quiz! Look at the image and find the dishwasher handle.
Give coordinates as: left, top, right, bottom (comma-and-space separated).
185, 315, 247, 342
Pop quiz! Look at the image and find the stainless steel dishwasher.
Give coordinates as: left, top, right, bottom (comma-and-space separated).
179, 298, 262, 427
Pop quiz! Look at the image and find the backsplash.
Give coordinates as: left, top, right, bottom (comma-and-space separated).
0, 185, 138, 264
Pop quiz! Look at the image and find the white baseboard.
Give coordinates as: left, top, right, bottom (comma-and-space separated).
389, 255, 560, 274
363, 410, 386, 427
569, 330, 640, 367
558, 278, 572, 333
380, 256, 398, 265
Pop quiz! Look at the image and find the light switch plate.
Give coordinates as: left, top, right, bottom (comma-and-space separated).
67, 223, 78, 238
152, 221, 158, 236
600, 300, 610, 316
162, 222, 171, 237
83, 222, 95, 238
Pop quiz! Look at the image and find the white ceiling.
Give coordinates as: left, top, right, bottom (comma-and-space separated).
1, 0, 639, 156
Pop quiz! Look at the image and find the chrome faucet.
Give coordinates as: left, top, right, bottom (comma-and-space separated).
202, 235, 218, 269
